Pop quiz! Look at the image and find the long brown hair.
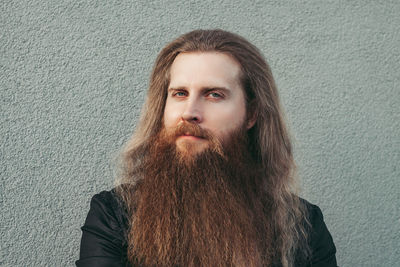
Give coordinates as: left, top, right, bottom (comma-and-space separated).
117, 29, 309, 267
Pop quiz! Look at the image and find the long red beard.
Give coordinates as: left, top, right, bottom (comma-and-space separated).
127, 122, 274, 266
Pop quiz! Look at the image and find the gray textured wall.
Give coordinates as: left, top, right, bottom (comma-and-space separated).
1, 0, 399, 266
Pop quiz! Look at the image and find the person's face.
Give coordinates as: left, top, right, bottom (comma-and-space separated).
163, 51, 253, 155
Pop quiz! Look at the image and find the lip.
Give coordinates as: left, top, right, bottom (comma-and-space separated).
178, 135, 204, 140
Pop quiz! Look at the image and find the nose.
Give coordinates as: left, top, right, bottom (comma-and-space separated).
181, 97, 202, 123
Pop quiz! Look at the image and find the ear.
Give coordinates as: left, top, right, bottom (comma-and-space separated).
246, 101, 257, 129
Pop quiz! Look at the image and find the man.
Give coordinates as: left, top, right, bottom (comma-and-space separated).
77, 29, 337, 267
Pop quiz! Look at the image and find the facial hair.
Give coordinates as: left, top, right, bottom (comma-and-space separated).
127, 122, 274, 267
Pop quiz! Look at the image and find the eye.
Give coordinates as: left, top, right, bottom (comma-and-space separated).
171, 90, 188, 97
207, 91, 224, 99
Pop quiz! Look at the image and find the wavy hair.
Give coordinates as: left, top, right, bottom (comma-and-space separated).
117, 29, 309, 267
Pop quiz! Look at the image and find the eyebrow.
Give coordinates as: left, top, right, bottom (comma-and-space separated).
168, 86, 231, 94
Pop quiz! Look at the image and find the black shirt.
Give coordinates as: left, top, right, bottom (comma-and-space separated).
76, 190, 337, 267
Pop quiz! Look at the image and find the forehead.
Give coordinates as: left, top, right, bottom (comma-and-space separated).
168, 52, 242, 89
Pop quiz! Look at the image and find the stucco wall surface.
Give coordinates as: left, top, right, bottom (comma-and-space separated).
1, 0, 399, 266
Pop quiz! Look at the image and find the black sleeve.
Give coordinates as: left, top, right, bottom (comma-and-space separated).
308, 204, 337, 267
76, 191, 128, 267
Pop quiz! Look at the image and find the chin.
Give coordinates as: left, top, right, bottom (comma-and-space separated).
176, 139, 208, 157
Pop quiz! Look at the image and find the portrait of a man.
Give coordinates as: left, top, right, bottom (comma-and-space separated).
2, 1, 399, 266
76, 29, 337, 267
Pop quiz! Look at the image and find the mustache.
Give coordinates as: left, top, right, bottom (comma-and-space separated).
173, 121, 214, 140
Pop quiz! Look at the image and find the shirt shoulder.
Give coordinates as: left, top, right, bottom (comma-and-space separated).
301, 199, 338, 267
76, 189, 129, 266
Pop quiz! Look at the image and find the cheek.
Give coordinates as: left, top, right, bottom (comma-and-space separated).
207, 103, 246, 133
163, 103, 181, 128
